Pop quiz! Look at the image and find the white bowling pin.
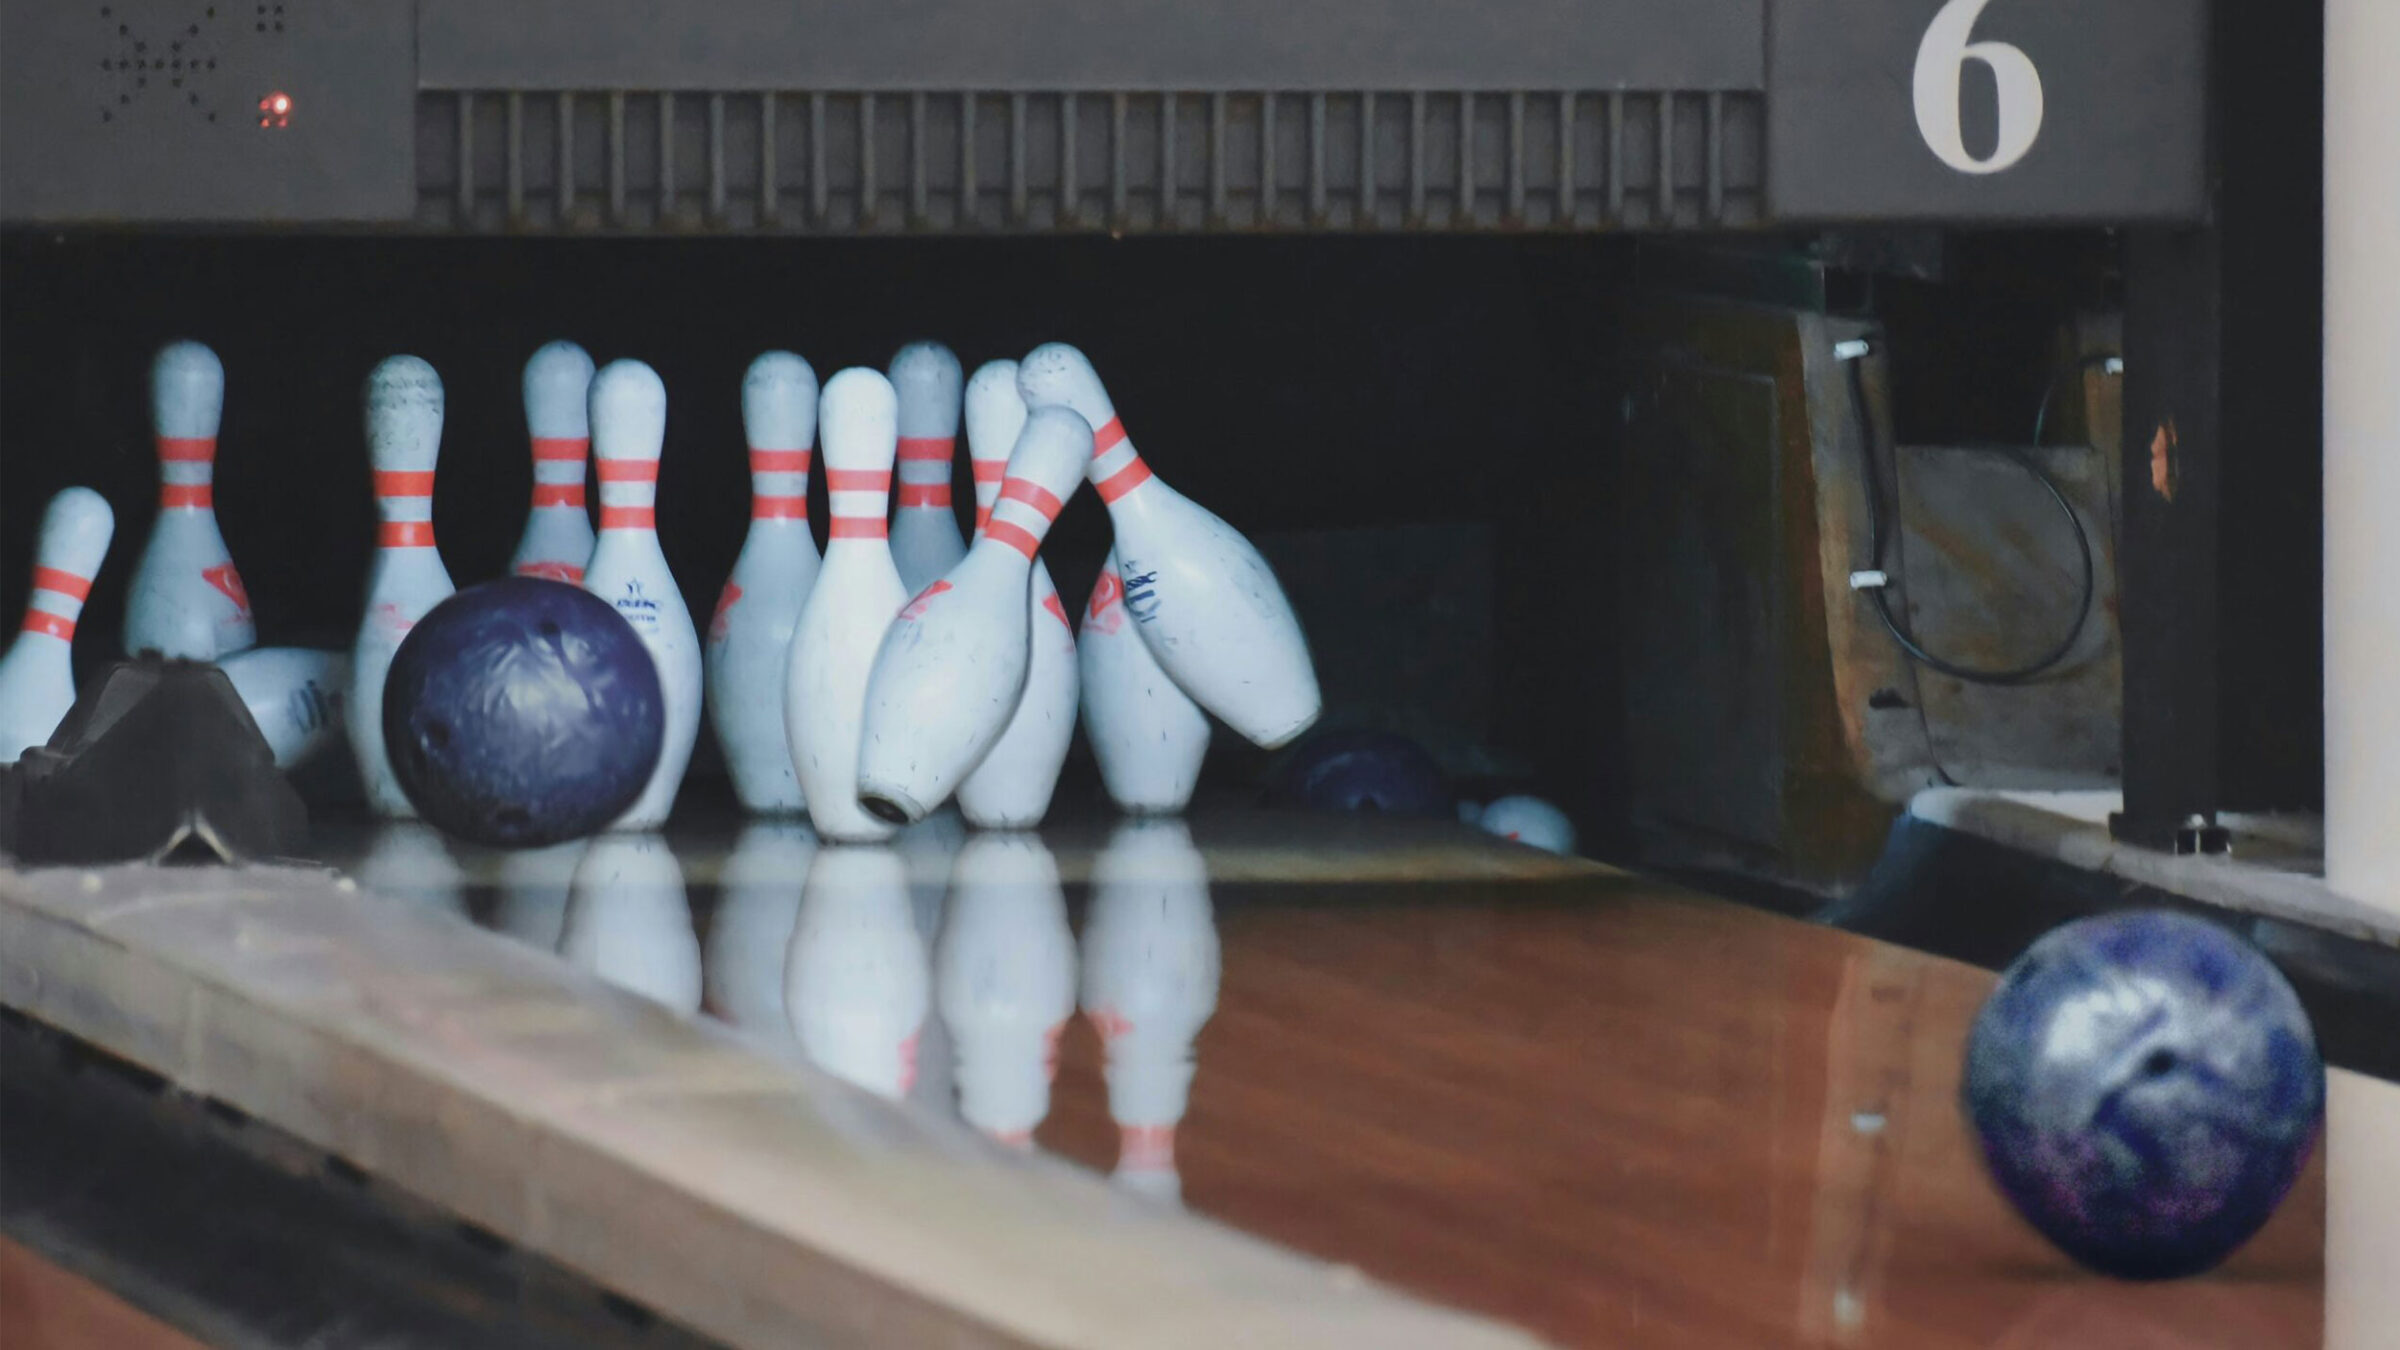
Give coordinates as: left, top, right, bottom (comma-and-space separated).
125, 341, 254, 659
784, 845, 929, 1100
936, 832, 1076, 1146
347, 356, 457, 819
493, 839, 583, 952
0, 489, 113, 763
561, 833, 702, 1013
509, 340, 596, 583
887, 341, 967, 596
784, 369, 910, 844
354, 822, 466, 917
584, 360, 704, 830
705, 819, 817, 1036
706, 352, 821, 815
856, 406, 1091, 824
1080, 550, 1210, 814
1018, 343, 1321, 749
1082, 818, 1221, 1204
956, 362, 1080, 830
1474, 794, 1578, 855
218, 647, 348, 768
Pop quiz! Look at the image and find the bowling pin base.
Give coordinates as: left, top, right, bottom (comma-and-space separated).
857, 784, 929, 827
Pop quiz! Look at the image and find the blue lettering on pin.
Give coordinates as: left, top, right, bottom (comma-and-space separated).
1121, 563, 1162, 624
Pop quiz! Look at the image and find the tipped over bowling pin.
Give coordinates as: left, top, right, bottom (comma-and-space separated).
348, 356, 457, 818
1018, 343, 1320, 748
0, 489, 113, 763
1080, 551, 1210, 814
1473, 794, 1577, 855
562, 833, 702, 1013
786, 845, 929, 1100
510, 340, 596, 583
888, 341, 967, 595
856, 406, 1091, 825
218, 647, 349, 768
126, 341, 254, 659
707, 352, 821, 814
936, 832, 1076, 1145
584, 359, 703, 830
785, 369, 910, 844
957, 361, 1081, 830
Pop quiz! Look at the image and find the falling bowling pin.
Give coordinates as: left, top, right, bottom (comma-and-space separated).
347, 356, 457, 819
956, 361, 1081, 830
705, 819, 818, 1036
855, 406, 1091, 824
584, 360, 703, 830
1080, 550, 1211, 814
125, 341, 254, 659
561, 833, 702, 1013
0, 489, 113, 763
936, 832, 1076, 1146
1018, 343, 1320, 748
510, 340, 597, 583
707, 352, 821, 814
785, 845, 929, 1100
218, 647, 349, 768
784, 368, 910, 844
887, 341, 967, 596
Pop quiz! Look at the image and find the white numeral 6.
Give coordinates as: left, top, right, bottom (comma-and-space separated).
1912, 0, 2045, 174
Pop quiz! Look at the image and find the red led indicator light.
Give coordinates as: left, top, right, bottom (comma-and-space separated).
258, 91, 292, 129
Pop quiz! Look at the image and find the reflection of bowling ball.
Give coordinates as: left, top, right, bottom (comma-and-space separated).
1266, 728, 1453, 818
1962, 910, 2323, 1280
382, 578, 664, 848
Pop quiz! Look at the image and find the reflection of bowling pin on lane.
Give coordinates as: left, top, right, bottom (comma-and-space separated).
785, 845, 930, 1101
125, 341, 255, 660
509, 340, 597, 584
887, 341, 967, 597
937, 832, 1076, 1146
0, 489, 113, 764
562, 833, 702, 1014
493, 839, 583, 953
348, 357, 458, 819
218, 647, 348, 768
585, 360, 704, 830
856, 406, 1091, 825
957, 362, 1081, 830
1018, 343, 1321, 749
705, 819, 818, 1036
896, 807, 966, 1120
784, 369, 910, 844
1081, 818, 1221, 1203
1080, 550, 1211, 815
707, 352, 821, 815
353, 822, 467, 917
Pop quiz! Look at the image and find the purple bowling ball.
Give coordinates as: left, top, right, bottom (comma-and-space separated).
1962, 909, 2323, 1280
382, 578, 664, 848
1268, 728, 1454, 819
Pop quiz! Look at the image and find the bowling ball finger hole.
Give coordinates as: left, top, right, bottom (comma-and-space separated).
422, 721, 451, 750
2141, 1049, 2179, 1078
538, 621, 561, 639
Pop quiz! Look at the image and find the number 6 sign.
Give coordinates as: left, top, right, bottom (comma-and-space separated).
1913, 0, 2044, 174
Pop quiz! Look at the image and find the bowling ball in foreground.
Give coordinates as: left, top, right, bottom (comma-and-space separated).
382, 578, 663, 848
1265, 728, 1454, 818
1962, 909, 2323, 1280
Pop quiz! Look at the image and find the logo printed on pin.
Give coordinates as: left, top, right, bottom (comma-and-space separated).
1120, 564, 1162, 624
203, 562, 250, 615
710, 581, 743, 642
1086, 570, 1125, 635
901, 579, 953, 621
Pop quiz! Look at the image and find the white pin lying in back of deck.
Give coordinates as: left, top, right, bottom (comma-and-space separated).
561, 833, 702, 1014
887, 340, 967, 596
784, 368, 910, 844
509, 340, 596, 583
0, 489, 113, 764
956, 361, 1081, 830
1472, 794, 1578, 856
937, 831, 1076, 1147
584, 359, 703, 830
1018, 343, 1321, 749
707, 352, 821, 815
219, 647, 348, 767
126, 341, 254, 659
786, 845, 929, 1101
347, 356, 457, 819
1080, 549, 1210, 814
855, 405, 1092, 825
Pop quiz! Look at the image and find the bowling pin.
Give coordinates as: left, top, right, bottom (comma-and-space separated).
706, 352, 821, 815
1082, 819, 1220, 1203
561, 833, 702, 1013
705, 819, 817, 1036
1473, 794, 1578, 855
936, 832, 1076, 1146
956, 362, 1081, 830
855, 406, 1092, 825
584, 360, 704, 830
1018, 343, 1321, 748
0, 489, 113, 763
785, 845, 929, 1100
1080, 550, 1211, 814
218, 647, 348, 768
125, 341, 255, 659
784, 369, 910, 844
354, 822, 467, 917
509, 340, 596, 583
347, 356, 457, 819
887, 341, 967, 596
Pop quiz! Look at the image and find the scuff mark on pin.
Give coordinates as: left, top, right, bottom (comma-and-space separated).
2149, 419, 2178, 503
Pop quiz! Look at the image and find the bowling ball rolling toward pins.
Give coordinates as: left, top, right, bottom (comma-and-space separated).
381, 578, 665, 848
1961, 910, 2324, 1280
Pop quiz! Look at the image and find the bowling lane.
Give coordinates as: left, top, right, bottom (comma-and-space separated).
316, 810, 2324, 1349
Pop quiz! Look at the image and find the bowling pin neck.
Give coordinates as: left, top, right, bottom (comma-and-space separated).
976, 475, 1067, 562
372, 470, 438, 550
15, 566, 92, 645
894, 436, 955, 513
155, 434, 217, 508
595, 455, 660, 533
748, 445, 813, 527
968, 459, 1005, 535
1086, 417, 1152, 504
527, 435, 589, 513
825, 467, 891, 543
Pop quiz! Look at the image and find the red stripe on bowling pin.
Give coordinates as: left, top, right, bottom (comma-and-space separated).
21, 608, 74, 641
378, 521, 435, 547
31, 567, 91, 602
600, 506, 657, 530
750, 448, 813, 473
895, 482, 951, 508
530, 483, 585, 508
1094, 457, 1153, 503
157, 436, 217, 462
160, 484, 214, 509
530, 436, 588, 461
896, 437, 954, 462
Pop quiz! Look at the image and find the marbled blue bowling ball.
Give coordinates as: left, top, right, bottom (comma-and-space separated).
382, 578, 663, 848
1962, 910, 2323, 1280
1266, 728, 1454, 819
